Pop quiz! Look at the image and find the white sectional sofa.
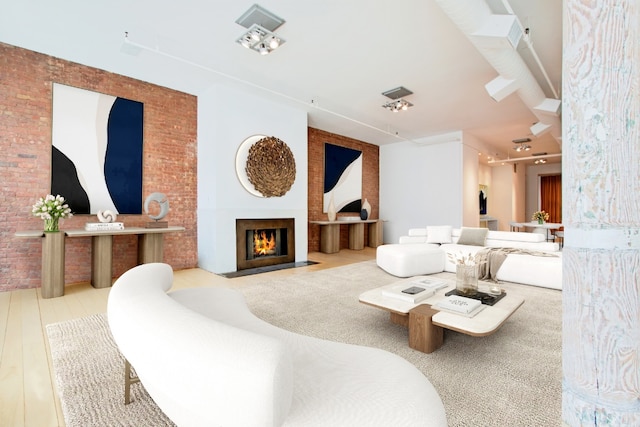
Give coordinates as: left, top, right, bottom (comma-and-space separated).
377, 226, 562, 290
107, 263, 448, 427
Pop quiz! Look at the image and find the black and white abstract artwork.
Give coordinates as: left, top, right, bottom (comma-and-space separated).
323, 143, 362, 213
51, 83, 143, 214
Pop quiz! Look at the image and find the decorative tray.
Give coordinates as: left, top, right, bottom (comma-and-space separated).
444, 289, 506, 306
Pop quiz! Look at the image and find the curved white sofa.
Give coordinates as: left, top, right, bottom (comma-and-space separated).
107, 263, 448, 427
377, 226, 562, 290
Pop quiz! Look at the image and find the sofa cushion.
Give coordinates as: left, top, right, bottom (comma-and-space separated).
399, 235, 427, 244
486, 230, 545, 243
377, 244, 445, 277
456, 227, 489, 246
485, 239, 559, 252
408, 228, 428, 237
426, 225, 452, 244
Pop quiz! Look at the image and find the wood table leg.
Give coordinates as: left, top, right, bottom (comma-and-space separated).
92, 235, 113, 288
138, 233, 164, 263
368, 220, 384, 248
408, 304, 444, 353
319, 223, 340, 254
348, 222, 365, 250
41, 232, 65, 298
389, 312, 409, 327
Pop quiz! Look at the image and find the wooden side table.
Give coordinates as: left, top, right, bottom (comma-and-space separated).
66, 226, 185, 289
310, 219, 383, 253
15, 226, 184, 297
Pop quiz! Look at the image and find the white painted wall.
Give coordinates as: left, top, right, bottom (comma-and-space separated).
197, 85, 308, 273
380, 140, 463, 244
512, 162, 526, 224
462, 143, 479, 227
490, 164, 517, 231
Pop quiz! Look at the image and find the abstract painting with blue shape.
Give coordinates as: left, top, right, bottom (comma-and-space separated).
51, 83, 143, 214
323, 143, 362, 213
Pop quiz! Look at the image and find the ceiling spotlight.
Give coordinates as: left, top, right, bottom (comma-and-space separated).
257, 43, 270, 55
513, 142, 531, 152
268, 36, 281, 49
534, 158, 547, 164
382, 98, 413, 112
249, 26, 265, 41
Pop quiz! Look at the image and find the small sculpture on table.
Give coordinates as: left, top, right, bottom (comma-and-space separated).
85, 210, 124, 231
97, 210, 117, 223
144, 192, 169, 228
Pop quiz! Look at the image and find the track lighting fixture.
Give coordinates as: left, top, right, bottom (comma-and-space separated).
382, 99, 413, 112
512, 137, 531, 152
513, 143, 531, 152
236, 23, 285, 55
381, 86, 414, 112
235, 5, 286, 55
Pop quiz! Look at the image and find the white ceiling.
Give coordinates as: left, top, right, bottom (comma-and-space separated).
0, 0, 562, 165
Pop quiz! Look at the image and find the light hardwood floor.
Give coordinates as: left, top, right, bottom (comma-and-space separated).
0, 249, 376, 427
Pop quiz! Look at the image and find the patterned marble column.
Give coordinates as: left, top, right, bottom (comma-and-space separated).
562, 1, 640, 425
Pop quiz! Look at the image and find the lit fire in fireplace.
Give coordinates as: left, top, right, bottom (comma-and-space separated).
253, 229, 277, 256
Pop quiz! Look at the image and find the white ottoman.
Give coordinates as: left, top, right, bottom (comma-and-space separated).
376, 244, 446, 277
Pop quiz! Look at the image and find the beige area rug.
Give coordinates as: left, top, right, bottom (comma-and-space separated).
47, 260, 561, 427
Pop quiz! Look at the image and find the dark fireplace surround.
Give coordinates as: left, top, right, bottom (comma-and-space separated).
236, 218, 295, 270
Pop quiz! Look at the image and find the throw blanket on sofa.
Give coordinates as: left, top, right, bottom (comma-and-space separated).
476, 248, 559, 282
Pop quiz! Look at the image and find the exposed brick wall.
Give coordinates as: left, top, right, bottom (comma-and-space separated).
307, 128, 379, 252
0, 42, 198, 292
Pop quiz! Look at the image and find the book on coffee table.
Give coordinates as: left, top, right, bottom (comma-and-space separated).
381, 286, 435, 303
434, 295, 486, 317
409, 277, 447, 291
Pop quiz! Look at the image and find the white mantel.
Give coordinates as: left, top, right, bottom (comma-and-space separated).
197, 85, 308, 273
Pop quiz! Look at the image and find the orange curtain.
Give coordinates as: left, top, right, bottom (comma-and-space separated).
540, 175, 562, 223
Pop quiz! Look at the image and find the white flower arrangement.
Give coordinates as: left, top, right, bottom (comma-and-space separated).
532, 210, 550, 222
32, 194, 73, 231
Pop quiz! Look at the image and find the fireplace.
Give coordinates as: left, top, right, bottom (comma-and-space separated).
236, 218, 295, 270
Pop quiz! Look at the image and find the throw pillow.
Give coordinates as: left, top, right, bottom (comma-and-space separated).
456, 227, 488, 246
426, 225, 452, 244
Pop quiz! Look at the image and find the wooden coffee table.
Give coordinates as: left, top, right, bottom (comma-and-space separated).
359, 276, 524, 353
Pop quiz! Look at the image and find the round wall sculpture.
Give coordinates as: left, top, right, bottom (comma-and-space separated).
236, 135, 296, 197
144, 192, 170, 220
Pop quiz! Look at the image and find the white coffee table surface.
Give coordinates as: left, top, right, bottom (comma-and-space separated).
359, 276, 525, 336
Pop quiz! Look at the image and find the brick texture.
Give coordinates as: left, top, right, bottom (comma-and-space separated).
307, 128, 380, 252
0, 43, 198, 292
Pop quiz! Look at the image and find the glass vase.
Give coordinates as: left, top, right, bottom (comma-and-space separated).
538, 218, 544, 224
44, 217, 60, 232
456, 264, 478, 296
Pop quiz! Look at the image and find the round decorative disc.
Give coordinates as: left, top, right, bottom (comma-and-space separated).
236, 135, 296, 197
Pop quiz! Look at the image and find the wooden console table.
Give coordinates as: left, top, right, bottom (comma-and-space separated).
15, 226, 184, 298
310, 219, 383, 254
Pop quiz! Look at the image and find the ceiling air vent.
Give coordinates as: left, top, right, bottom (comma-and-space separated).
512, 138, 531, 144
236, 4, 285, 31
382, 86, 413, 100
